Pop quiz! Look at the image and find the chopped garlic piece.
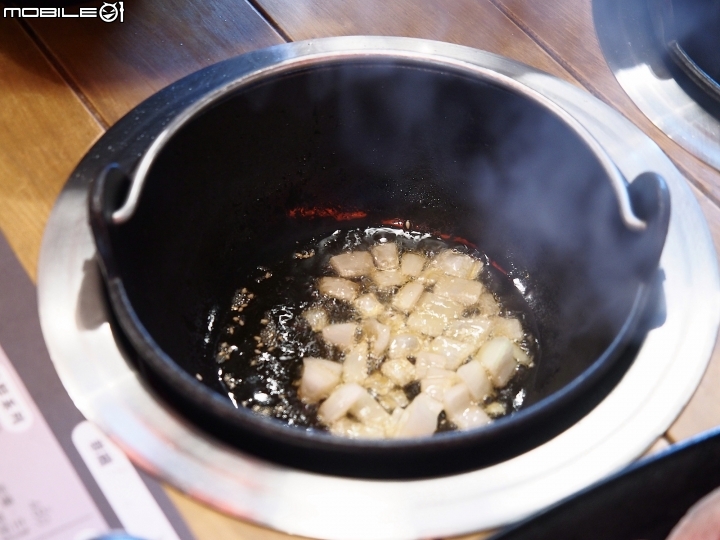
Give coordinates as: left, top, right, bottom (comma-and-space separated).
377, 309, 407, 333
400, 252, 426, 277
350, 391, 391, 427
492, 317, 524, 341
387, 333, 422, 359
318, 277, 359, 301
430, 336, 477, 370
298, 358, 342, 403
318, 383, 366, 424
406, 311, 446, 337
343, 342, 369, 383
415, 351, 447, 379
425, 367, 460, 380
363, 319, 391, 357
386, 407, 405, 436
303, 307, 328, 332
476, 337, 517, 388
294, 234, 528, 439
329, 251, 374, 278
377, 388, 409, 412
420, 368, 460, 401
371, 269, 407, 289
513, 343, 532, 366
322, 323, 358, 350
415, 292, 464, 324
443, 382, 472, 417
354, 293, 384, 318
331, 417, 385, 438
444, 316, 492, 347
477, 293, 501, 316
392, 281, 425, 313
485, 401, 506, 417
442, 383, 491, 430
431, 250, 483, 279
394, 394, 443, 438
434, 276, 484, 306
421, 380, 455, 402
381, 358, 416, 387
453, 404, 491, 430
362, 372, 395, 396
417, 265, 447, 286
371, 243, 399, 270
457, 360, 493, 401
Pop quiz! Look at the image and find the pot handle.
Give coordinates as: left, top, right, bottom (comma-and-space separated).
88, 163, 130, 277
626, 171, 671, 278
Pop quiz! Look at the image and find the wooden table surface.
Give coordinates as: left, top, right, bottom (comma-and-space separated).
1, 1, 719, 538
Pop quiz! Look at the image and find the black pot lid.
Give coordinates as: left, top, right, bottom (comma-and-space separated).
37, 37, 720, 539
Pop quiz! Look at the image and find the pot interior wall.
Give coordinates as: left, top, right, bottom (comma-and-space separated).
110, 60, 641, 412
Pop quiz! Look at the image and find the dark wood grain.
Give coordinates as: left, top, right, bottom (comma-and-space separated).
254, 0, 579, 85
24, 0, 285, 125
0, 19, 103, 280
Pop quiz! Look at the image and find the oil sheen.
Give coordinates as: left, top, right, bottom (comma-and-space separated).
214, 227, 538, 434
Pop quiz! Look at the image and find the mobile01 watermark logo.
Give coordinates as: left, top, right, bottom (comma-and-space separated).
4, 2, 124, 22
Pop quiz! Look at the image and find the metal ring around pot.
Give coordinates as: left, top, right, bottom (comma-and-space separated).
38, 35, 719, 538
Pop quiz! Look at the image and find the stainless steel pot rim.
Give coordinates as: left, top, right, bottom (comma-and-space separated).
594, 0, 720, 172
37, 36, 720, 540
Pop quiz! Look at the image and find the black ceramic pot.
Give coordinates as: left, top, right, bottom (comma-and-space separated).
88, 40, 670, 479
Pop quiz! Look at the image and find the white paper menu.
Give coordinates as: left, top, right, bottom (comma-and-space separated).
0, 349, 108, 540
0, 232, 194, 540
